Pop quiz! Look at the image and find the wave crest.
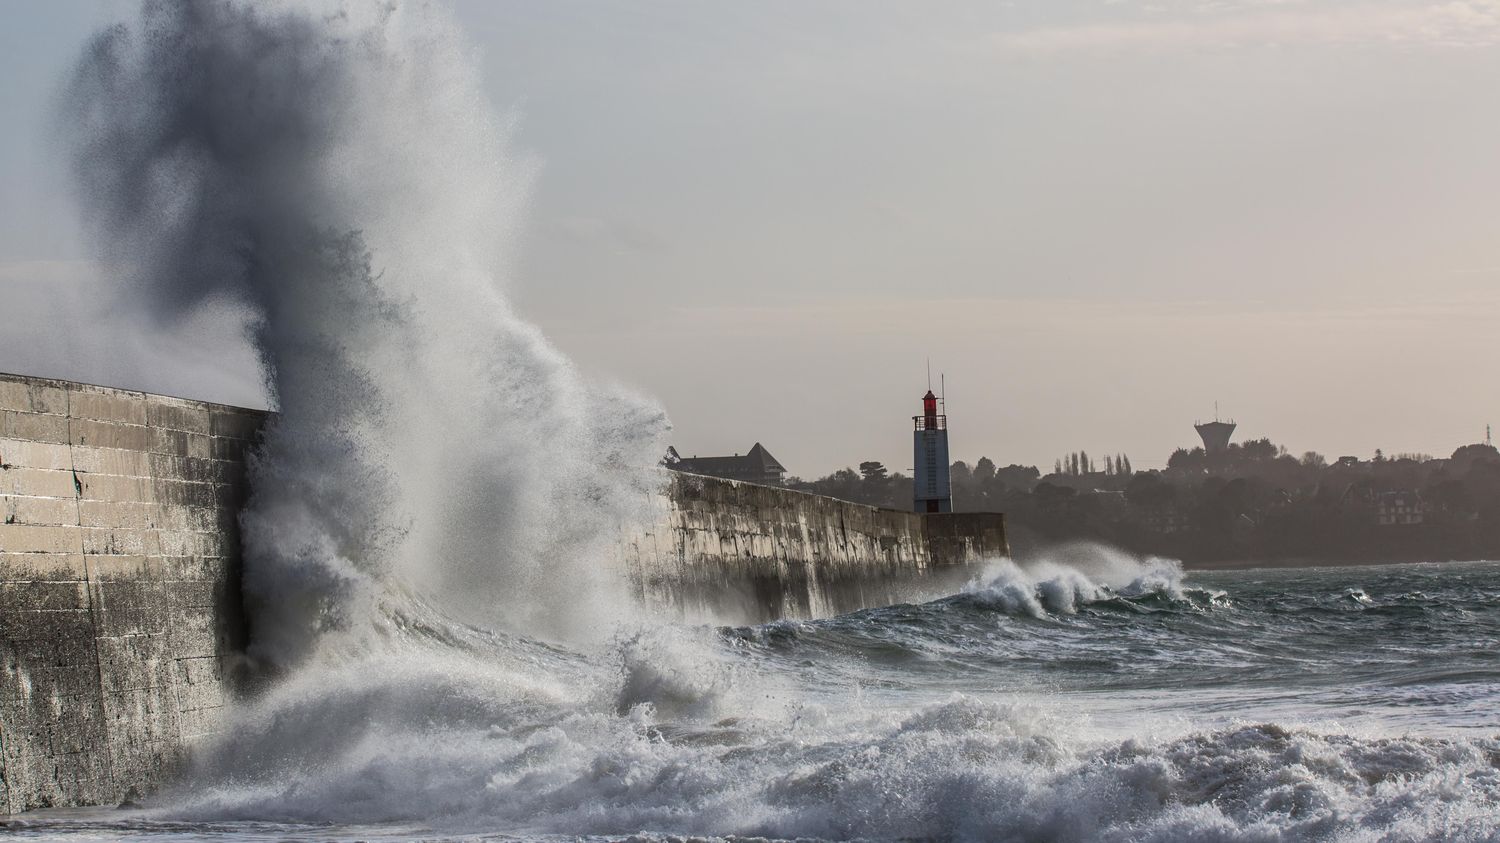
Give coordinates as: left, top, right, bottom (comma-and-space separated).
963, 546, 1197, 617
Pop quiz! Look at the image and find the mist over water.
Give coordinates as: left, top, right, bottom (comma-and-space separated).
34, 1, 1500, 841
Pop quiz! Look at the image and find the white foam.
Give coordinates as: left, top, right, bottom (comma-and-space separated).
965, 545, 1188, 616
160, 640, 1500, 841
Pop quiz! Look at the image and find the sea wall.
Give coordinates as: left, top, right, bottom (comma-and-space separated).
623, 471, 1008, 624
0, 373, 260, 813
0, 373, 1005, 813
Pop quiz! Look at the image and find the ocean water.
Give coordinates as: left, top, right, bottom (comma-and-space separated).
8, 554, 1499, 842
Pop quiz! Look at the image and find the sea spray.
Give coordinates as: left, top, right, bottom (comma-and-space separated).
964, 544, 1190, 616
63, 0, 668, 668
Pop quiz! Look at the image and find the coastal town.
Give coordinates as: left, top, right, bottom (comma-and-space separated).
668, 411, 1500, 566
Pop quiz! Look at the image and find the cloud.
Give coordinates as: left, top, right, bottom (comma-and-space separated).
991, 1, 1500, 54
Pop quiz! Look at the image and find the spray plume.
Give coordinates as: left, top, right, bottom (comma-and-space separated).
63, 0, 668, 669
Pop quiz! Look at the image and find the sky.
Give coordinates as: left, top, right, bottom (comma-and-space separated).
3, 0, 1499, 478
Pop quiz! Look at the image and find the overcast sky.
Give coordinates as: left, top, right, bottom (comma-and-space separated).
4, 1, 1499, 477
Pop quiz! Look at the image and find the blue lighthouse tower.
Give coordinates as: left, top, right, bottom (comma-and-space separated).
913, 389, 952, 513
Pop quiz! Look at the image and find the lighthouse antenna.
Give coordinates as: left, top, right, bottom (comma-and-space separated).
940, 373, 946, 414
926, 358, 931, 392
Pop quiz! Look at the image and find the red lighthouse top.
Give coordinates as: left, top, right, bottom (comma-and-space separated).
914, 388, 946, 430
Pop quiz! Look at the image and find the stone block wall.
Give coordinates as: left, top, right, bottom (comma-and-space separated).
622, 471, 1008, 624
0, 373, 261, 813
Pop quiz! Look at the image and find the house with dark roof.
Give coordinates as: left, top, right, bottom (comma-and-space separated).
664, 443, 787, 486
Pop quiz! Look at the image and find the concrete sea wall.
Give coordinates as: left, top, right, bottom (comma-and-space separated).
0, 373, 261, 813
0, 373, 1006, 813
625, 471, 1008, 624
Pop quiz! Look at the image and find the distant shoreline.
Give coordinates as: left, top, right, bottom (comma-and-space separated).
1182, 556, 1496, 571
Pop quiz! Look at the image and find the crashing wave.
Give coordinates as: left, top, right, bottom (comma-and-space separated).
961, 546, 1219, 617
64, 0, 668, 671
158, 667, 1500, 841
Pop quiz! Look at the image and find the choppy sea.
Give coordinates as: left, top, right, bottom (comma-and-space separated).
8, 552, 1499, 842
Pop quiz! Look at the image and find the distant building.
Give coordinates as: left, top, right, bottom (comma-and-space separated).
664, 443, 787, 486
1340, 485, 1426, 526
1090, 490, 1128, 516
1195, 418, 1237, 453
1375, 491, 1425, 526
1141, 503, 1188, 534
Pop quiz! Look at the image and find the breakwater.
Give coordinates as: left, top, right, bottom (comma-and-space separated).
0, 373, 1005, 813
626, 472, 1007, 624
0, 374, 259, 813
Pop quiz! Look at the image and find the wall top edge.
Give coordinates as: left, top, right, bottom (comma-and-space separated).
0, 371, 270, 417
666, 470, 1002, 519
666, 469, 894, 516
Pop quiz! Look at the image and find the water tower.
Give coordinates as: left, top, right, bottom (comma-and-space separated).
1195, 406, 1236, 453
913, 389, 952, 513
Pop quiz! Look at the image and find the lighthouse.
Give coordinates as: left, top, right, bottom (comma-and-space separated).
913, 389, 952, 513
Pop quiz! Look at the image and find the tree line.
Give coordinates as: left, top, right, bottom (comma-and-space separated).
787, 438, 1500, 564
